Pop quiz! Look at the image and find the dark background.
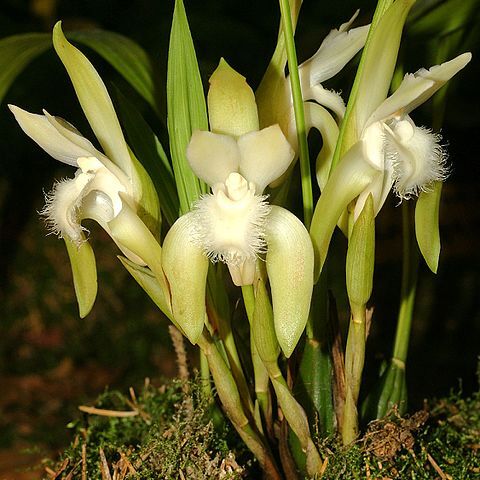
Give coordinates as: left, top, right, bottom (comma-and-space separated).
0, 0, 478, 477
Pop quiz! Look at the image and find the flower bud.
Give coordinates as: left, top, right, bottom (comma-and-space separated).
346, 194, 375, 307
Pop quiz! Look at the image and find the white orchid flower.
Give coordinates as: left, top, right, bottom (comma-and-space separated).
10, 106, 146, 262
10, 23, 163, 317
186, 125, 294, 286
311, 53, 471, 276
162, 60, 314, 356
353, 53, 472, 219
255, 12, 369, 190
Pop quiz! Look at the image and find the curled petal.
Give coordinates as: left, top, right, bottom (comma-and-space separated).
366, 52, 472, 128
237, 124, 295, 193
302, 102, 339, 191
265, 206, 314, 358
186, 130, 240, 186
42, 168, 94, 242
42, 156, 133, 259
162, 213, 209, 344
299, 14, 369, 86
9, 105, 99, 166
304, 84, 346, 119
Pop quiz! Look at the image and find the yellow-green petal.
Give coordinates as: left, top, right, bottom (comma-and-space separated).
207, 58, 259, 137
415, 181, 442, 273
52, 22, 132, 178
64, 236, 97, 318
265, 206, 314, 358
162, 213, 209, 344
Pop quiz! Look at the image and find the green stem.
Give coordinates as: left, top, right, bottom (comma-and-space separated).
278, 0, 313, 228
342, 303, 367, 444
392, 202, 419, 363
266, 362, 324, 477
242, 285, 271, 429
206, 288, 254, 416
199, 350, 212, 399
196, 330, 282, 479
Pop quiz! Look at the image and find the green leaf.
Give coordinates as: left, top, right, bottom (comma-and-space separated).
64, 237, 97, 318
118, 255, 174, 323
167, 0, 208, 214
112, 85, 179, 226
68, 29, 160, 113
335, 0, 415, 168
408, 0, 480, 38
415, 181, 442, 273
0, 33, 51, 103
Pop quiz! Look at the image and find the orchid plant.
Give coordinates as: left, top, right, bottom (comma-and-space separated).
3, 0, 473, 477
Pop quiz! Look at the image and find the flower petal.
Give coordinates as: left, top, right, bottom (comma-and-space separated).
207, 58, 259, 137
302, 102, 339, 191
366, 53, 472, 128
351, 0, 414, 133
162, 213, 209, 344
304, 85, 346, 119
237, 124, 295, 193
265, 206, 314, 358
52, 23, 133, 177
42, 169, 93, 243
299, 14, 369, 86
9, 105, 98, 166
190, 173, 270, 286
415, 182, 442, 273
64, 236, 97, 318
186, 130, 240, 186
310, 141, 378, 278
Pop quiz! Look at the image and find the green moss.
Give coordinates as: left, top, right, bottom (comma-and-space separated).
315, 387, 480, 479
45, 379, 246, 479
44, 379, 479, 479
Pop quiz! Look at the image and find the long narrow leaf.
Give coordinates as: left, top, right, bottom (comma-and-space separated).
0, 33, 51, 103
69, 30, 160, 113
112, 85, 179, 226
167, 0, 208, 214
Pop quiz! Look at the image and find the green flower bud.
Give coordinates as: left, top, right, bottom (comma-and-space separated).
346, 194, 375, 307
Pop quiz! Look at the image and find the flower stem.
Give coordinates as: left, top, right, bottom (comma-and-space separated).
393, 202, 418, 364
242, 285, 272, 429
278, 0, 313, 228
342, 303, 366, 444
197, 329, 282, 479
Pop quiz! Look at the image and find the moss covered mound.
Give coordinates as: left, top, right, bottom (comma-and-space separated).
43, 379, 479, 479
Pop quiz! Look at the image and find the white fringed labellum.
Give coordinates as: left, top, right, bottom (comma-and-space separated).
162, 213, 209, 344
186, 124, 294, 286
265, 206, 314, 357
